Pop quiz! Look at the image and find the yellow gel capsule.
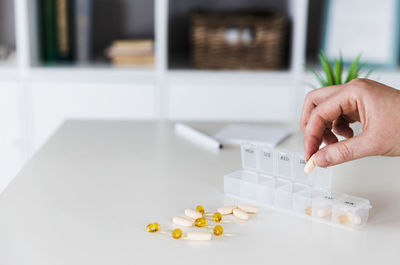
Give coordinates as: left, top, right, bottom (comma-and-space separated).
146, 223, 161, 233
172, 228, 183, 239
196, 205, 205, 215
212, 212, 222, 223
195, 217, 208, 227
213, 225, 224, 236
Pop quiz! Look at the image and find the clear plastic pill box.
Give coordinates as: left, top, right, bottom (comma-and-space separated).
225, 143, 372, 228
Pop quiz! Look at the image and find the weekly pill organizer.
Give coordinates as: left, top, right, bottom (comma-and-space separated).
223, 143, 372, 228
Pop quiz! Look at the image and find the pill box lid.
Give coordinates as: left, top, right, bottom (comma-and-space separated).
310, 167, 332, 189
337, 195, 372, 209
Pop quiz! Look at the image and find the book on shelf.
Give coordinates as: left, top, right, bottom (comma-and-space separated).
39, 0, 75, 63
39, 0, 93, 64
75, 0, 92, 64
107, 39, 155, 67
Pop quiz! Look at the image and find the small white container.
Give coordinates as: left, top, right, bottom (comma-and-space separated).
312, 191, 345, 221
294, 153, 313, 184
273, 179, 292, 209
241, 143, 257, 171
332, 196, 372, 227
276, 150, 294, 179
293, 187, 327, 215
257, 174, 276, 204
223, 170, 259, 200
257, 146, 275, 175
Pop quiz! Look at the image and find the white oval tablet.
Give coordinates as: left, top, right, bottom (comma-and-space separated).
217, 205, 236, 215
233, 208, 249, 220
304, 154, 316, 174
172, 216, 193, 227
348, 212, 362, 225
184, 209, 202, 219
316, 207, 332, 218
186, 231, 212, 241
238, 205, 258, 214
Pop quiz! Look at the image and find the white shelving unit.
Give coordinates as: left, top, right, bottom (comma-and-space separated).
0, 0, 398, 192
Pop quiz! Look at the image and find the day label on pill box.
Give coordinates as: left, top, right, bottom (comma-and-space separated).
277, 152, 292, 177
258, 147, 274, 174
241, 145, 257, 170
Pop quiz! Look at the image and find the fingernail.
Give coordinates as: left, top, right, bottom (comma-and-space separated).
315, 151, 330, 167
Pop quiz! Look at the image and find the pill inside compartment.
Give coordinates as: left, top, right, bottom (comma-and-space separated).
294, 153, 313, 184
276, 150, 294, 179
241, 143, 257, 171
332, 196, 372, 227
257, 174, 276, 204
257, 146, 275, 175
274, 180, 307, 210
293, 187, 326, 216
312, 191, 345, 221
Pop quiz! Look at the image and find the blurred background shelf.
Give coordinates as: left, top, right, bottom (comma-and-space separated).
1, 0, 400, 192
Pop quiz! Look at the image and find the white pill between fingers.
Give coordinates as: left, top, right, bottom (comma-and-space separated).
173, 216, 194, 227
186, 231, 212, 241
233, 208, 249, 220
217, 205, 237, 215
185, 209, 202, 219
238, 205, 258, 214
316, 207, 332, 218
304, 154, 316, 174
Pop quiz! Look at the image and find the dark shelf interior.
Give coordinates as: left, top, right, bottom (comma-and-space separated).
0, 0, 16, 61
168, 0, 291, 70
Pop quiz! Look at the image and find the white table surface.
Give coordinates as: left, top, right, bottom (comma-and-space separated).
1, 121, 400, 265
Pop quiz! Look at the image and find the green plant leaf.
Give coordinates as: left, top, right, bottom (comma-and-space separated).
318, 51, 334, 86
305, 65, 326, 87
364, 66, 377, 79
345, 54, 361, 83
334, 58, 342, 85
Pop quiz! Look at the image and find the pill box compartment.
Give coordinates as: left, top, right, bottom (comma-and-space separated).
332, 196, 372, 226
257, 146, 275, 175
241, 143, 257, 171
294, 153, 313, 184
277, 150, 294, 179
224, 170, 259, 200
274, 181, 308, 209
312, 191, 345, 221
293, 188, 326, 216
258, 174, 276, 204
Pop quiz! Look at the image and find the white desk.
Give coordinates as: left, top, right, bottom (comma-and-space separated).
1, 121, 399, 265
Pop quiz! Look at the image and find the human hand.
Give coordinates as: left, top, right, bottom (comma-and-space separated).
301, 78, 400, 167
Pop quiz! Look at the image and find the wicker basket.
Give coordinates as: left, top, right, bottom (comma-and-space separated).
191, 11, 287, 70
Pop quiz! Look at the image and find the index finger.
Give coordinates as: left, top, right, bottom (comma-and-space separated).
300, 85, 342, 132
304, 91, 347, 160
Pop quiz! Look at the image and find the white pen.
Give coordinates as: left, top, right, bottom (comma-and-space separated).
174, 123, 223, 151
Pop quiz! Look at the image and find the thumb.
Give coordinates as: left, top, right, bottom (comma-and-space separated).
314, 133, 374, 167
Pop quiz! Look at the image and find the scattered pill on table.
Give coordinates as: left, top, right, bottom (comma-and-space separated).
212, 212, 222, 223
238, 205, 258, 214
173, 216, 194, 227
146, 223, 161, 233
186, 231, 213, 241
213, 225, 224, 236
217, 205, 237, 215
233, 208, 249, 220
185, 208, 202, 219
194, 217, 208, 227
196, 205, 205, 215
172, 228, 183, 239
